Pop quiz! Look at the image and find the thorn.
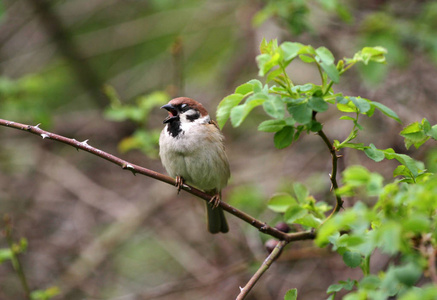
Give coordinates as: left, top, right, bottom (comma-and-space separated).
34, 123, 41, 128
329, 173, 332, 179
239, 287, 244, 292
81, 139, 89, 146
337, 154, 343, 158
40, 133, 50, 139
122, 163, 136, 175
72, 139, 80, 151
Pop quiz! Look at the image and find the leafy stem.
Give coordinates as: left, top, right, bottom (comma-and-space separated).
3, 215, 31, 299
279, 62, 294, 93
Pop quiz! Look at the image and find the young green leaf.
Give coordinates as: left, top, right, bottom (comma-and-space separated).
235, 83, 254, 95
342, 251, 362, 268
349, 97, 371, 113
287, 102, 313, 124
371, 101, 401, 123
274, 126, 295, 149
284, 205, 307, 224
316, 46, 339, 83
263, 95, 285, 119
364, 144, 385, 162
216, 94, 245, 129
308, 96, 329, 112
293, 182, 309, 203
281, 42, 304, 61
294, 214, 322, 228
258, 119, 287, 132
267, 193, 297, 213
230, 95, 267, 127
284, 288, 297, 300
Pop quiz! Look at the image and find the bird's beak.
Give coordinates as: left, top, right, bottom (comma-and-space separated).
161, 103, 179, 124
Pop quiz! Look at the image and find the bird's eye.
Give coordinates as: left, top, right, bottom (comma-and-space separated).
180, 103, 191, 112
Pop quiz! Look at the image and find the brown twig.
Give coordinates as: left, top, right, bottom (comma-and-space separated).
314, 114, 343, 220
0, 118, 316, 242
236, 240, 288, 300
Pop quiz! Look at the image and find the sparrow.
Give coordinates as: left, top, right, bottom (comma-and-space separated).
159, 97, 230, 234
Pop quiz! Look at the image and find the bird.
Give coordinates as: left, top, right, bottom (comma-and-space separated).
159, 97, 230, 234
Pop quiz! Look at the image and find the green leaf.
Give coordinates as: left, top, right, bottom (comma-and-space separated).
0, 249, 13, 263
316, 46, 335, 64
342, 251, 362, 268
364, 144, 385, 162
327, 284, 343, 294
284, 205, 307, 224
403, 215, 431, 233
284, 288, 297, 300
295, 214, 322, 228
336, 103, 357, 113
258, 119, 287, 132
293, 183, 309, 203
371, 101, 401, 123
299, 54, 316, 63
267, 193, 297, 213
349, 97, 371, 113
310, 121, 323, 132
383, 151, 420, 178
308, 96, 329, 112
235, 83, 254, 95
257, 52, 281, 76
230, 95, 267, 127
263, 95, 285, 119
400, 120, 430, 149
287, 102, 313, 124
281, 42, 304, 61
343, 166, 371, 186
315, 47, 339, 83
375, 221, 402, 255
393, 263, 422, 286
274, 126, 295, 149
216, 94, 245, 129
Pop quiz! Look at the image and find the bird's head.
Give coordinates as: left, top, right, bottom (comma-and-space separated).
161, 97, 209, 125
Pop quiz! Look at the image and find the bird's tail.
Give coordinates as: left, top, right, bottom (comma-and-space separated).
206, 203, 229, 234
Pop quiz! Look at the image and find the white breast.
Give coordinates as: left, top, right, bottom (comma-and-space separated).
159, 120, 230, 192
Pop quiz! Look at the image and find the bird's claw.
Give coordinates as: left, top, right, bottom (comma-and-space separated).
209, 194, 221, 209
175, 176, 184, 194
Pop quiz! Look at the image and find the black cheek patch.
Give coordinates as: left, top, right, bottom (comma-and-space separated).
186, 111, 200, 122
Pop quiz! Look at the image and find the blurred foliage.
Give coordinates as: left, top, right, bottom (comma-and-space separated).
253, 0, 352, 35
103, 87, 169, 158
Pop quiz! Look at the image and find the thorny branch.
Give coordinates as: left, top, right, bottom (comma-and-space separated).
313, 114, 344, 221
236, 240, 288, 300
0, 118, 315, 243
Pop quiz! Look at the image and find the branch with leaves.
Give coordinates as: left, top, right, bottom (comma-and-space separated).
2, 39, 437, 300
215, 39, 437, 299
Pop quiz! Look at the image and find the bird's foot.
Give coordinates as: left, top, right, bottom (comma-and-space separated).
175, 176, 184, 194
209, 194, 221, 209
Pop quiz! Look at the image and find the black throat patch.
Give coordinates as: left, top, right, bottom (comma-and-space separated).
166, 119, 183, 138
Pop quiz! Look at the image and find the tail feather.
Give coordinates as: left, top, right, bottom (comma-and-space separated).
206, 203, 229, 234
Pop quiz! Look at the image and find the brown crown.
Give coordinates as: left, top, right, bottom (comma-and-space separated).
169, 97, 209, 117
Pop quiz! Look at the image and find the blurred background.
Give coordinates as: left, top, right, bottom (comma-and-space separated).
1, 0, 437, 299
